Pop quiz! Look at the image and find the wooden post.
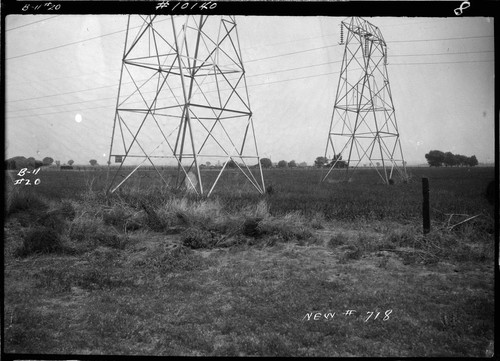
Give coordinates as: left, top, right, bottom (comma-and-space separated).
422, 177, 430, 234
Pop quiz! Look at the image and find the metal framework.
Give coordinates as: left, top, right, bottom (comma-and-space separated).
322, 17, 407, 184
107, 15, 265, 196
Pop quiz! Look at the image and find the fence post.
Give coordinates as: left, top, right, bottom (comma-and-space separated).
422, 177, 430, 234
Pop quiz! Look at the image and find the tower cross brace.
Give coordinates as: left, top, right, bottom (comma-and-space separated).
107, 15, 265, 196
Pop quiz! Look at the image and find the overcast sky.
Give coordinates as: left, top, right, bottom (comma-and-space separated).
5, 15, 494, 166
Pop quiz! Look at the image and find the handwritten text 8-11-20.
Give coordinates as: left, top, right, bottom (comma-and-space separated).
22, 2, 61, 11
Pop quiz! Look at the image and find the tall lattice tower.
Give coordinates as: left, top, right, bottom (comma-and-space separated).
322, 17, 407, 184
107, 15, 265, 196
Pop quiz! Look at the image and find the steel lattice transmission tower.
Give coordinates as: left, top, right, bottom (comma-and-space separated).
107, 15, 265, 196
322, 17, 407, 184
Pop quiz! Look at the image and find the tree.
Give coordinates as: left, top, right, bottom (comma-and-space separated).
68, 160, 74, 166
226, 159, 237, 168
89, 159, 98, 166
314, 156, 328, 168
27, 157, 36, 167
467, 155, 478, 167
288, 160, 297, 168
454, 154, 468, 167
443, 152, 456, 167
42, 157, 54, 166
260, 158, 272, 168
328, 154, 347, 168
5, 157, 26, 170
298, 162, 307, 168
425, 150, 445, 167
278, 160, 287, 168
206, 161, 211, 167
55, 160, 61, 167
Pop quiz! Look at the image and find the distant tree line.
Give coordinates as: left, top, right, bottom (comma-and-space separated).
259, 158, 307, 169
4, 156, 51, 170
5, 156, 81, 170
424, 150, 478, 167
314, 155, 347, 168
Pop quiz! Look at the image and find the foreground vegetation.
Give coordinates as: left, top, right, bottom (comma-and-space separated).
4, 166, 495, 356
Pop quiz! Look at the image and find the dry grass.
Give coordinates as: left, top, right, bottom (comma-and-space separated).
3, 167, 495, 356
4, 223, 494, 356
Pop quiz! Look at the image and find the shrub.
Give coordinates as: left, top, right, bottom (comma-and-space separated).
69, 214, 128, 250
254, 199, 270, 218
309, 212, 325, 230
6, 189, 48, 215
141, 201, 167, 232
103, 207, 125, 226
133, 245, 214, 273
160, 197, 225, 226
242, 217, 263, 237
327, 233, 348, 248
102, 201, 148, 231
257, 215, 314, 243
36, 211, 66, 234
69, 216, 101, 243
339, 244, 362, 262
59, 200, 76, 221
125, 211, 148, 231
385, 228, 416, 248
15, 227, 64, 257
421, 231, 489, 263
181, 227, 217, 249
96, 231, 129, 250
382, 228, 490, 264
32, 201, 78, 234
354, 232, 397, 253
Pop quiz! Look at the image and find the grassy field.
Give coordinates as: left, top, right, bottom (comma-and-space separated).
3, 166, 496, 356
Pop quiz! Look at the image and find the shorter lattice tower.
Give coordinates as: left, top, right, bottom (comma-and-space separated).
107, 15, 265, 196
322, 17, 407, 184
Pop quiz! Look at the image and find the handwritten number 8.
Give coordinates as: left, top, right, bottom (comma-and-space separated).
383, 309, 392, 321
454, 1, 470, 16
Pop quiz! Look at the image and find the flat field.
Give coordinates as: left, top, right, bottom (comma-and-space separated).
3, 166, 496, 356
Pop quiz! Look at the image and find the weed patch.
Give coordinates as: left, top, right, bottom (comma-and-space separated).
309, 212, 326, 230
382, 227, 493, 264
58, 200, 77, 220
6, 188, 49, 216
68, 215, 129, 251
181, 227, 218, 249
35, 211, 67, 234
15, 227, 65, 257
242, 217, 263, 237
339, 245, 362, 262
257, 214, 316, 243
69, 215, 101, 242
328, 233, 348, 248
